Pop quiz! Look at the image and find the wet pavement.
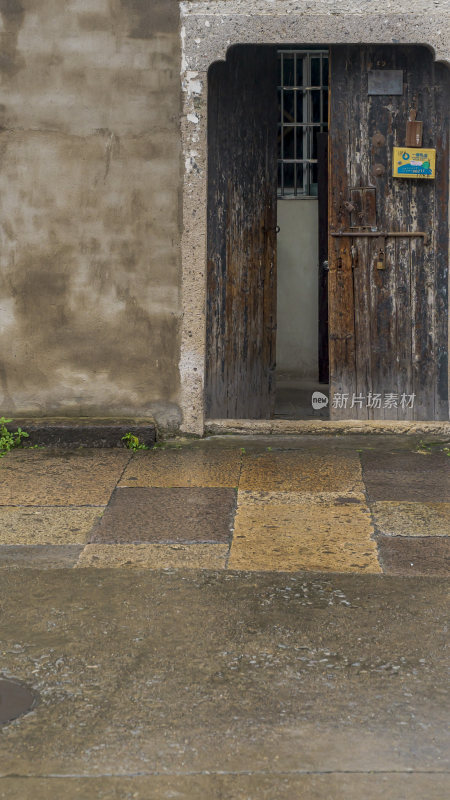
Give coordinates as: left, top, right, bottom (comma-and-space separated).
0, 435, 448, 573
0, 435, 449, 797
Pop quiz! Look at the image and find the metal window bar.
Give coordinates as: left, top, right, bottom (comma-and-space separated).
278, 49, 329, 198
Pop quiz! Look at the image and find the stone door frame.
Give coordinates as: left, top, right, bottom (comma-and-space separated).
178, 1, 449, 435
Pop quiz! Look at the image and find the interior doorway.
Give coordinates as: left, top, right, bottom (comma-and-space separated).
274, 48, 329, 420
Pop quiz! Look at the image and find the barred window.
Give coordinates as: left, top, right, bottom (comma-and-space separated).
277, 49, 329, 198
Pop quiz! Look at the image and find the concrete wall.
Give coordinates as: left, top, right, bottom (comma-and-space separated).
276, 199, 318, 379
0, 0, 182, 428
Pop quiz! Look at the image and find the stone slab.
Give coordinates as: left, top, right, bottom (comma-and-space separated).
0, 570, 448, 776
88, 487, 237, 543
0, 451, 130, 506
361, 451, 450, 501
119, 446, 242, 487
0, 773, 449, 800
371, 501, 450, 537
376, 536, 450, 576
361, 451, 450, 473
229, 491, 380, 573
205, 419, 450, 437
239, 451, 364, 493
0, 507, 104, 545
76, 543, 229, 569
0, 545, 83, 568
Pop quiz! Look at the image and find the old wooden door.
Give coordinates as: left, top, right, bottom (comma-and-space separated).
328, 46, 449, 420
205, 45, 278, 419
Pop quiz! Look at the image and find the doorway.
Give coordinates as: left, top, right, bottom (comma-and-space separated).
275, 48, 329, 420
205, 44, 449, 422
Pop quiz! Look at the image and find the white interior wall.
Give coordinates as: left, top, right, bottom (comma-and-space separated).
276, 199, 319, 378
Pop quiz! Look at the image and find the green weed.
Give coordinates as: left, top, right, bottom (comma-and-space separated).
416, 439, 450, 456
0, 417, 29, 457
121, 432, 149, 452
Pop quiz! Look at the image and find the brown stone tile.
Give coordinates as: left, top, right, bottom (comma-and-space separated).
228, 491, 380, 573
0, 545, 83, 568
76, 543, 229, 569
239, 451, 364, 493
119, 447, 242, 488
377, 536, 450, 576
0, 507, 104, 545
361, 451, 450, 501
361, 451, 449, 472
0, 451, 130, 506
89, 487, 236, 544
371, 502, 450, 537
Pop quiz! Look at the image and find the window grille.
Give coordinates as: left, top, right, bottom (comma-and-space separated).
278, 49, 329, 198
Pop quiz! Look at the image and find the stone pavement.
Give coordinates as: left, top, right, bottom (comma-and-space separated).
0, 435, 448, 574
0, 569, 449, 798
0, 435, 449, 799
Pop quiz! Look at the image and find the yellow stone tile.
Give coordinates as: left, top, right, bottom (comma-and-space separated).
0, 507, 104, 545
75, 543, 229, 569
229, 491, 380, 573
371, 501, 450, 537
236, 490, 367, 506
239, 451, 365, 493
0, 451, 129, 506
119, 448, 242, 488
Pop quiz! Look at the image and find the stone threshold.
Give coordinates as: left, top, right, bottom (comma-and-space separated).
4, 417, 157, 449
205, 419, 450, 436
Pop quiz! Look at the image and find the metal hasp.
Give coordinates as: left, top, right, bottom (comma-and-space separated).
331, 230, 430, 245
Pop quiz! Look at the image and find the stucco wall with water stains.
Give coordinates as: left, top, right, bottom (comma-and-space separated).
0, 0, 182, 428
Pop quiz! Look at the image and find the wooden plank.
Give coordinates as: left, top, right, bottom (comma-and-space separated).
433, 61, 449, 420
328, 47, 357, 419
407, 50, 436, 419
366, 47, 403, 420
205, 46, 278, 419
317, 132, 329, 384
205, 60, 229, 418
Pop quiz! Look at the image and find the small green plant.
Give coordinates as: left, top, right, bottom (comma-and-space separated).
0, 417, 29, 457
416, 439, 450, 456
121, 432, 149, 452
240, 447, 246, 454
150, 441, 167, 452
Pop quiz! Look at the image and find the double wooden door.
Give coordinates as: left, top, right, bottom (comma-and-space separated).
206, 45, 449, 421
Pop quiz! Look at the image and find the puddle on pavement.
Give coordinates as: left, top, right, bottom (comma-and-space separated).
0, 677, 36, 724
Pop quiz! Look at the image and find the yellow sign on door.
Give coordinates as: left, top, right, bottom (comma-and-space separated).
393, 147, 436, 179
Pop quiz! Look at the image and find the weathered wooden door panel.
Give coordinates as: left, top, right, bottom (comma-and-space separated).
317, 132, 329, 384
328, 46, 449, 420
206, 46, 278, 419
